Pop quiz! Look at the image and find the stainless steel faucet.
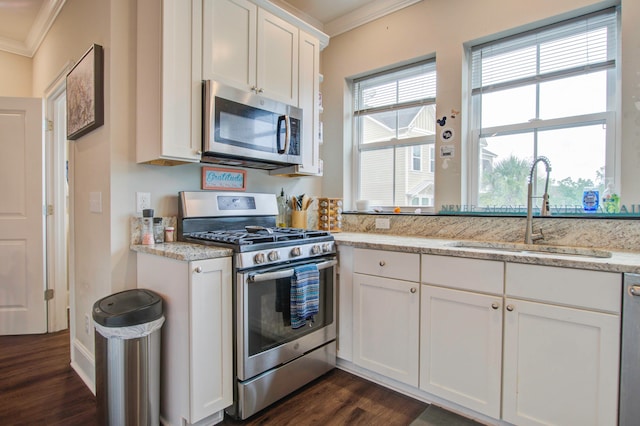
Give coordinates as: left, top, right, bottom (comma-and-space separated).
525, 156, 552, 244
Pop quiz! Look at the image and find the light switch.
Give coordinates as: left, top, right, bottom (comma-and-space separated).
89, 191, 102, 213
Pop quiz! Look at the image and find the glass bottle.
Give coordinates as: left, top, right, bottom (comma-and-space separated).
277, 188, 288, 227
153, 217, 164, 243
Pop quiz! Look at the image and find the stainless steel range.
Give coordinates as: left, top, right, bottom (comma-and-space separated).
178, 191, 337, 420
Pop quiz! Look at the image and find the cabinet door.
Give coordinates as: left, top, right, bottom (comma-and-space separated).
420, 285, 502, 418
202, 0, 257, 91
353, 273, 419, 386
257, 8, 299, 105
502, 298, 620, 426
189, 258, 233, 422
294, 30, 321, 175
136, 0, 201, 164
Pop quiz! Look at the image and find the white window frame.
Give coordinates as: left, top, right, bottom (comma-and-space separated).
466, 8, 620, 210
352, 59, 437, 209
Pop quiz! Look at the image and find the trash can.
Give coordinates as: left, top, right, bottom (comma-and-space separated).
93, 289, 164, 426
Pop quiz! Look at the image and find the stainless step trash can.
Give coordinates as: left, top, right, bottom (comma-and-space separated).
93, 289, 164, 426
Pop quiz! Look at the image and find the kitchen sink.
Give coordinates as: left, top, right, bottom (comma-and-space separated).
448, 241, 612, 258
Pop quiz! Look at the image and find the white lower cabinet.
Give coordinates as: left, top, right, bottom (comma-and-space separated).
502, 263, 621, 426
420, 255, 504, 418
351, 248, 420, 386
353, 272, 419, 386
420, 285, 503, 418
137, 253, 233, 426
341, 249, 622, 426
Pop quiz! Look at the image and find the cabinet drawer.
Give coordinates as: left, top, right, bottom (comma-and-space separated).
506, 263, 621, 313
353, 248, 419, 282
422, 255, 503, 295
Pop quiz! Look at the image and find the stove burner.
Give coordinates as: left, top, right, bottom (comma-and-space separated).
187, 227, 328, 247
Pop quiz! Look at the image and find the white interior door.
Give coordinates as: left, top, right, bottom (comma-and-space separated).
0, 97, 46, 335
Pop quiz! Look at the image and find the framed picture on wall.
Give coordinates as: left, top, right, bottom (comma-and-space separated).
66, 44, 104, 140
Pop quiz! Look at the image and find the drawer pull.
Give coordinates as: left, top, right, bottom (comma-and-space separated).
194, 266, 203, 273
410, 287, 417, 294
506, 304, 514, 312
630, 286, 640, 296
491, 302, 499, 310
379, 260, 386, 267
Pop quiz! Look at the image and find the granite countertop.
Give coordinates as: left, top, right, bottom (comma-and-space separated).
130, 233, 640, 274
334, 232, 640, 274
131, 242, 233, 262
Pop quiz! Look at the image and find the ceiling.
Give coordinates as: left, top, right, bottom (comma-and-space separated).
0, 0, 419, 57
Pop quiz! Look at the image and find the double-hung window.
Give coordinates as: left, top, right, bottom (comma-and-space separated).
469, 8, 618, 212
353, 59, 437, 208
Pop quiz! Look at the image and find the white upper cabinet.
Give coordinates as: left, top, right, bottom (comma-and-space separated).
203, 0, 299, 106
202, 0, 257, 94
136, 0, 201, 164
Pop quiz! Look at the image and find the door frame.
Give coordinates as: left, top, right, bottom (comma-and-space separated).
44, 62, 74, 332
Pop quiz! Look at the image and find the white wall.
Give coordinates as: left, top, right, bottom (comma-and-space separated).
0, 51, 31, 96
320, 0, 640, 210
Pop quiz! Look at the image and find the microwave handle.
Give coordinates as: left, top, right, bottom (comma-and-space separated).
248, 259, 337, 283
277, 115, 291, 154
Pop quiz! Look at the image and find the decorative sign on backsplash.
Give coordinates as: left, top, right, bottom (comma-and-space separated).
201, 166, 246, 191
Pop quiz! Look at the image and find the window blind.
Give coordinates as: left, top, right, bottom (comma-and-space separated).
354, 59, 437, 116
471, 8, 617, 95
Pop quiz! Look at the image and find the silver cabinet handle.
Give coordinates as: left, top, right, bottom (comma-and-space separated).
379, 260, 386, 267
506, 304, 514, 312
491, 302, 499, 310
194, 266, 203, 273
630, 286, 640, 296
410, 287, 417, 294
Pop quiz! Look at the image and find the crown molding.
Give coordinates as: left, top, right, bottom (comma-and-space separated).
325, 0, 422, 37
0, 0, 66, 57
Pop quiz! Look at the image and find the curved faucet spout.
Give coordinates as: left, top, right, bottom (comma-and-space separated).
525, 156, 552, 244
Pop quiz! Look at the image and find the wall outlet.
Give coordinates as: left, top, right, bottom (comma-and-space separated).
84, 313, 91, 335
136, 192, 151, 213
375, 218, 390, 229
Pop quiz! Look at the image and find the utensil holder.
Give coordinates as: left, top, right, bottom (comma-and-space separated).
291, 210, 307, 229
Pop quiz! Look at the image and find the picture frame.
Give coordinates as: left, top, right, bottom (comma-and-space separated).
201, 166, 247, 191
66, 44, 104, 140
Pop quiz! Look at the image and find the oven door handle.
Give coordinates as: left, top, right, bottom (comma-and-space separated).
248, 259, 337, 283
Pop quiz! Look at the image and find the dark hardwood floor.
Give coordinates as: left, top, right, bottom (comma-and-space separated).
221, 369, 427, 426
0, 330, 427, 425
0, 329, 98, 425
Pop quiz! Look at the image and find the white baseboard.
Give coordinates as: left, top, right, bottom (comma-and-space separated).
70, 337, 96, 395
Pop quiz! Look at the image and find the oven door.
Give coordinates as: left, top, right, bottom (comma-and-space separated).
236, 257, 337, 381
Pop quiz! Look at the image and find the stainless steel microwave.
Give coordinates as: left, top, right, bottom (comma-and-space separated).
202, 80, 302, 170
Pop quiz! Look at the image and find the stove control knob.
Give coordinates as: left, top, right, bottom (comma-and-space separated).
311, 244, 322, 255
322, 243, 333, 253
254, 252, 266, 264
290, 247, 302, 257
268, 251, 280, 262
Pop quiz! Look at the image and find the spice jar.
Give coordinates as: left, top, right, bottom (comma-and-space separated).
153, 217, 164, 243
141, 209, 155, 245
164, 226, 175, 242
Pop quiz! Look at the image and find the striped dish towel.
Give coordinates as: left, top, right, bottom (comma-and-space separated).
290, 264, 320, 329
